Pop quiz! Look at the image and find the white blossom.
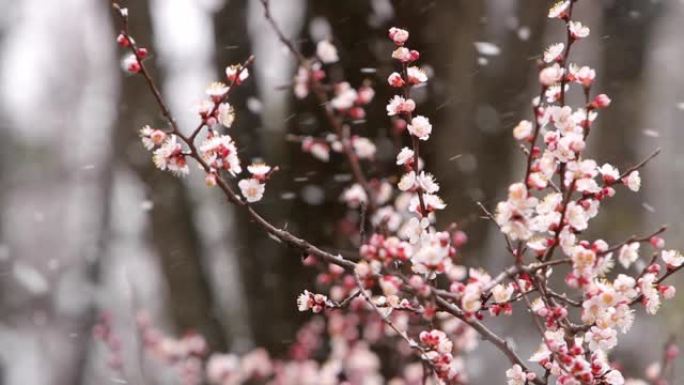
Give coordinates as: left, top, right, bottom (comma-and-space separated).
623, 171, 641, 192
153, 135, 189, 176
396, 147, 415, 166
662, 249, 684, 268
618, 243, 640, 269
505, 364, 526, 385
316, 40, 339, 63
407, 115, 432, 140
238, 178, 265, 203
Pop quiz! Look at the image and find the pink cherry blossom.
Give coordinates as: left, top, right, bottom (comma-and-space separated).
407, 115, 432, 140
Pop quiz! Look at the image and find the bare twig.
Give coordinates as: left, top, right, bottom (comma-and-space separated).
618, 147, 661, 180
599, 225, 667, 256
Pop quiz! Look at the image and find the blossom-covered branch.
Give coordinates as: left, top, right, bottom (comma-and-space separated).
102, 1, 683, 384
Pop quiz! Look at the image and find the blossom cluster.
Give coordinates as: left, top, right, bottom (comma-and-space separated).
105, 1, 684, 385
135, 55, 275, 203
292, 40, 378, 169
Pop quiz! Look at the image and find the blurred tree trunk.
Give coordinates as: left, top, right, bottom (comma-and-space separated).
593, 1, 672, 374
214, 0, 305, 352
112, 0, 226, 351
0, 0, 118, 383
590, 0, 662, 239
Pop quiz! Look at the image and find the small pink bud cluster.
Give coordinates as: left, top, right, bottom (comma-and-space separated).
419, 330, 462, 383
136, 312, 207, 385
115, 32, 149, 74
296, 290, 330, 313
360, 233, 411, 265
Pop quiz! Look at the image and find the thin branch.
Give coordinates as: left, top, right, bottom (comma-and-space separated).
619, 148, 661, 180
353, 274, 430, 360
599, 225, 667, 256
113, 2, 180, 135
476, 201, 515, 255
434, 296, 545, 385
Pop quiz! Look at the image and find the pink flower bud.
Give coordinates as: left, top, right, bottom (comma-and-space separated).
388, 27, 410, 45
592, 94, 611, 108
116, 33, 130, 47
666, 344, 680, 361
127, 61, 141, 73
647, 263, 661, 274
348, 107, 365, 120
539, 64, 564, 86
661, 285, 676, 299
392, 47, 411, 62
452, 231, 468, 247
650, 236, 665, 249
302, 254, 318, 266
137, 47, 149, 59
388, 72, 405, 88
409, 50, 420, 62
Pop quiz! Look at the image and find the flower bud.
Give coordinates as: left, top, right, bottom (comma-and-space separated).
388, 27, 409, 45
592, 94, 611, 109
650, 236, 665, 249
136, 47, 149, 59
388, 72, 405, 88
116, 33, 130, 47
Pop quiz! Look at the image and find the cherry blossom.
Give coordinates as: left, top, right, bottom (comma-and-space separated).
568, 64, 596, 87
569, 21, 590, 39
543, 43, 565, 63
225, 64, 249, 84
396, 147, 415, 166
139, 125, 167, 150
387, 72, 405, 88
506, 364, 527, 385
592, 93, 612, 109
513, 120, 533, 141
341, 184, 368, 208
623, 170, 641, 192
386, 95, 416, 116
206, 81, 229, 101
296, 290, 329, 313
407, 115, 432, 140
217, 102, 235, 128
352, 137, 376, 159
246, 162, 271, 179
406, 66, 428, 84
539, 63, 564, 86
662, 249, 684, 269
152, 135, 189, 176
109, 2, 684, 385
388, 27, 409, 45
316, 40, 339, 64
548, 1, 570, 19
238, 178, 265, 203
199, 134, 242, 175
122, 54, 140, 73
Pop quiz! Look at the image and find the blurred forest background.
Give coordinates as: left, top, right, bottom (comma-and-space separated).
1, 0, 683, 384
